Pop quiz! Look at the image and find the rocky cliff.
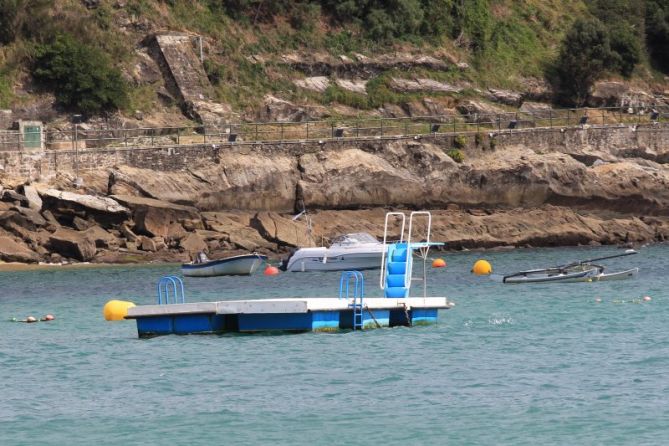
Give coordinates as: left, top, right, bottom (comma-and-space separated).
0, 124, 668, 264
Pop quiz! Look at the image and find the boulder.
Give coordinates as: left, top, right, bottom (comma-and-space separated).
389, 78, 462, 93
138, 236, 157, 252
294, 76, 330, 93
487, 88, 522, 107
40, 188, 130, 215
519, 101, 554, 119
0, 236, 39, 263
48, 228, 97, 261
252, 212, 314, 248
83, 225, 118, 249
2, 190, 28, 206
112, 195, 197, 240
335, 79, 367, 95
588, 81, 629, 107
0, 208, 45, 232
180, 232, 207, 254
261, 95, 317, 122
21, 185, 42, 211
456, 100, 506, 123
202, 212, 273, 251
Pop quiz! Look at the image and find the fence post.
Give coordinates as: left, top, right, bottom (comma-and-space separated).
124, 129, 128, 148
306, 122, 309, 140
549, 109, 552, 128
177, 127, 180, 145
281, 123, 284, 141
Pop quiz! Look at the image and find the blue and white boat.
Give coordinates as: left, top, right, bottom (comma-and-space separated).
181, 252, 267, 277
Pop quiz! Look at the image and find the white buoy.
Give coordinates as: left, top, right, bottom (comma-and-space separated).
643, 296, 652, 302
595, 298, 602, 303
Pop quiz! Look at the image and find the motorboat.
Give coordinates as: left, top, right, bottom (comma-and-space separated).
182, 252, 267, 277
493, 250, 639, 284
280, 232, 385, 272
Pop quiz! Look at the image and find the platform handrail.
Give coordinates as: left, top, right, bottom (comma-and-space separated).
406, 211, 432, 290
380, 212, 406, 290
157, 275, 186, 305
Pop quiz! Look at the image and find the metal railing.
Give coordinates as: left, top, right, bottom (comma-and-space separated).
0, 106, 667, 152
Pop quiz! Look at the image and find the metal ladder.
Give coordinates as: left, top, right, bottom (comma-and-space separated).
380, 211, 433, 298
157, 276, 186, 304
339, 270, 365, 330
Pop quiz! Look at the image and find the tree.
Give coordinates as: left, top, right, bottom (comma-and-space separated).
554, 18, 615, 106
32, 34, 128, 115
646, 0, 669, 73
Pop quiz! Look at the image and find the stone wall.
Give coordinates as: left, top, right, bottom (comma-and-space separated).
2, 124, 668, 181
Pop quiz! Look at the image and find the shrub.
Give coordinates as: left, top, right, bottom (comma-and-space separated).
32, 34, 128, 115
453, 134, 467, 149
447, 148, 464, 163
553, 18, 615, 106
0, 0, 51, 44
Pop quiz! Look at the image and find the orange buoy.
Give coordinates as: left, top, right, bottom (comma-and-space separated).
41, 314, 55, 321
432, 258, 447, 268
264, 265, 280, 276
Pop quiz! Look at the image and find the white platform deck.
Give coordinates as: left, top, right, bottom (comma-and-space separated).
126, 297, 453, 318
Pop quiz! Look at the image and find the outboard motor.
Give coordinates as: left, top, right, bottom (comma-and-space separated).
278, 248, 297, 271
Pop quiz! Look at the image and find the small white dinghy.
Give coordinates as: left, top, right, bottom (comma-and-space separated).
182, 252, 267, 277
493, 250, 639, 284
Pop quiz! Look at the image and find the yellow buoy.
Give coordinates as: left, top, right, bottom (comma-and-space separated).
471, 259, 492, 276
103, 300, 136, 321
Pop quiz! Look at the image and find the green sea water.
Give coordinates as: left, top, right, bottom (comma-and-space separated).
1, 245, 668, 445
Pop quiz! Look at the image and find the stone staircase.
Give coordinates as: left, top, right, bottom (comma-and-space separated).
151, 33, 232, 130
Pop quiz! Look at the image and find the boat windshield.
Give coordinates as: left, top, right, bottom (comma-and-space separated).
331, 232, 379, 246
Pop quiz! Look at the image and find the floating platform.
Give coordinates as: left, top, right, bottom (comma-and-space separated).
125, 297, 453, 337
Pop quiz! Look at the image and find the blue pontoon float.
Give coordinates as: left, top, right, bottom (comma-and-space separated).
125, 212, 453, 337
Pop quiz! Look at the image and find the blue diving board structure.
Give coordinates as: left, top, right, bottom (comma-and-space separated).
124, 211, 453, 337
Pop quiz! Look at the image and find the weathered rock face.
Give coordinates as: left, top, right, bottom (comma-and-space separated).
252, 212, 314, 248
298, 147, 425, 208
48, 228, 97, 261
112, 195, 196, 240
0, 235, 39, 263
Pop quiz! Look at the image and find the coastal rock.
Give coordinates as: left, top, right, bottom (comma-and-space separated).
298, 147, 423, 208
390, 78, 462, 94
180, 232, 207, 254
588, 81, 629, 107
48, 228, 97, 261
0, 235, 39, 263
456, 100, 506, 122
252, 212, 314, 248
294, 76, 330, 93
335, 79, 367, 95
21, 185, 42, 211
112, 195, 196, 240
487, 88, 522, 106
39, 189, 130, 215
202, 212, 273, 251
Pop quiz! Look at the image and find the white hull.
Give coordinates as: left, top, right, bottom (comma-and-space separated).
286, 251, 383, 272
500, 267, 639, 284
182, 254, 266, 277
284, 233, 386, 272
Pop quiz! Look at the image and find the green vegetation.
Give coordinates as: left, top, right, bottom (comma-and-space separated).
447, 148, 464, 163
0, 0, 667, 118
32, 34, 128, 115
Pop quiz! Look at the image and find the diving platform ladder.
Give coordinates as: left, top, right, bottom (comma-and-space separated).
340, 270, 365, 330
157, 276, 186, 304
380, 211, 436, 298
